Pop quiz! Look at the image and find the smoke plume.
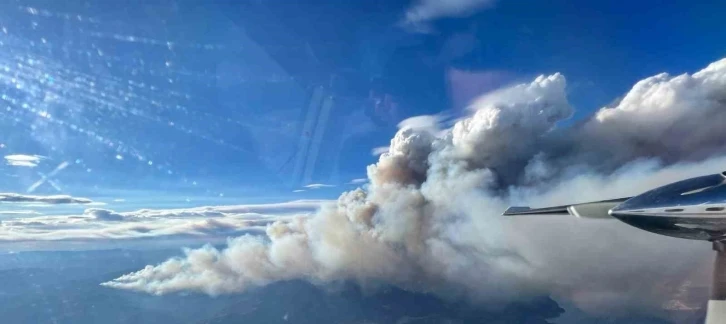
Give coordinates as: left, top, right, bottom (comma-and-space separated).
103, 58, 726, 317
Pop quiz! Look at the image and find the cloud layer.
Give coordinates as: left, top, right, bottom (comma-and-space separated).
103, 58, 726, 318
0, 193, 92, 204
0, 200, 327, 245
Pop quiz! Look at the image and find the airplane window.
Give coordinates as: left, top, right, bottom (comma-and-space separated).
1, 0, 725, 323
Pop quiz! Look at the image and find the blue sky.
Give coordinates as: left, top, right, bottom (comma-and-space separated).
0, 0, 724, 209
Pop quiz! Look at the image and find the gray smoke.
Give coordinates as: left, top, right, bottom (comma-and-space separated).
103, 58, 726, 317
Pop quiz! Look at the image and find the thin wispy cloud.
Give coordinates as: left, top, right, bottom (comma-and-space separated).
106, 199, 327, 219
403, 0, 497, 31
371, 146, 389, 156
348, 178, 368, 185
397, 114, 443, 132
0, 192, 92, 204
0, 210, 41, 215
303, 183, 335, 189
4, 154, 43, 167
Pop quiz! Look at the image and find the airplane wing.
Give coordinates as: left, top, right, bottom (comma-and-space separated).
503, 197, 632, 219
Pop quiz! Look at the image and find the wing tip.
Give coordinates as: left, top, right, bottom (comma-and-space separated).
502, 206, 532, 216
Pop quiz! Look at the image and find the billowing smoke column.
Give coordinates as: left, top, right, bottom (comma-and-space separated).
104, 58, 726, 316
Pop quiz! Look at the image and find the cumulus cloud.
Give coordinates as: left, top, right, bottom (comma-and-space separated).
105, 58, 726, 318
0, 192, 92, 204
4, 154, 43, 167
404, 0, 497, 28
582, 59, 726, 165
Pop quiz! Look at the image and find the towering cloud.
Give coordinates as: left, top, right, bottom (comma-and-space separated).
104, 58, 726, 318
584, 58, 726, 165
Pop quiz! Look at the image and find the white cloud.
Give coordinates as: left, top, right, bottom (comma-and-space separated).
371, 146, 389, 156
85, 208, 124, 221
0, 199, 329, 245
4, 154, 43, 167
348, 178, 368, 185
404, 0, 497, 30
104, 57, 726, 320
0, 193, 92, 204
0, 215, 266, 244
0, 210, 40, 215
396, 114, 455, 139
582, 58, 726, 165
92, 199, 327, 220
6, 160, 37, 168
303, 184, 335, 189
397, 115, 441, 131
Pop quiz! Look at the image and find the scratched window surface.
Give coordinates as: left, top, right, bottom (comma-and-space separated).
0, 1, 374, 217
0, 1, 307, 206
1, 0, 726, 323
